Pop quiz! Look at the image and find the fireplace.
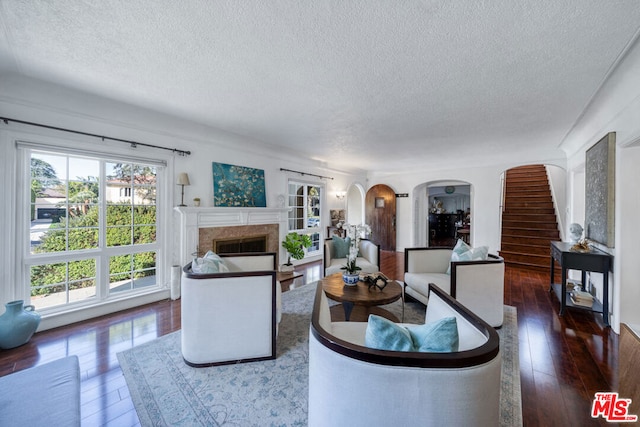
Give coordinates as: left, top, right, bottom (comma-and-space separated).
175, 206, 290, 266
198, 224, 280, 259
213, 235, 268, 254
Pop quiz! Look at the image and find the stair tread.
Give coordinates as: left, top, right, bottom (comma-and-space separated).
502, 222, 558, 226
503, 230, 558, 233
505, 177, 548, 181
501, 244, 550, 249
504, 257, 551, 265
502, 221, 558, 229
502, 226, 558, 230
500, 251, 549, 258
504, 261, 555, 272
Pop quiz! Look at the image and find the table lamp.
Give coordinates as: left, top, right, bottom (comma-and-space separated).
176, 173, 190, 206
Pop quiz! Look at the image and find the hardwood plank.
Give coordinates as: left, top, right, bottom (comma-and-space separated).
0, 252, 621, 426
533, 371, 572, 427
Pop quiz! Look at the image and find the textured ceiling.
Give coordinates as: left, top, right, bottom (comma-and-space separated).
1, 1, 640, 172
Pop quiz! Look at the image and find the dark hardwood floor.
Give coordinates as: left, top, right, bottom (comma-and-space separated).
0, 251, 619, 426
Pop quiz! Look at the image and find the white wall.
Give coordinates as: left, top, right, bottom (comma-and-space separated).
545, 164, 567, 239
616, 145, 640, 330
345, 183, 364, 225
560, 37, 640, 332
0, 74, 365, 325
368, 159, 566, 254
569, 168, 586, 228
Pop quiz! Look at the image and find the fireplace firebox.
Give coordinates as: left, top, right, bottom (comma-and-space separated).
212, 235, 268, 254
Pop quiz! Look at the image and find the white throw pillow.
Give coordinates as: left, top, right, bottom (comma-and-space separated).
446, 239, 489, 274
191, 251, 229, 274
446, 239, 470, 274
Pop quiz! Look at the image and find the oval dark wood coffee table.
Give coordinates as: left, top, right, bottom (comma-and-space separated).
320, 273, 403, 322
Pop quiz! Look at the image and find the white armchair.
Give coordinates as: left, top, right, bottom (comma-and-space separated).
308, 283, 501, 427
324, 238, 380, 276
404, 247, 505, 327
181, 252, 280, 367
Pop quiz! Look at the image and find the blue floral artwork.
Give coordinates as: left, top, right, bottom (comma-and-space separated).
212, 162, 266, 207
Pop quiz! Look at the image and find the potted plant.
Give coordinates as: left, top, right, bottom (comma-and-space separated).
281, 232, 312, 272
341, 258, 361, 285
340, 223, 371, 285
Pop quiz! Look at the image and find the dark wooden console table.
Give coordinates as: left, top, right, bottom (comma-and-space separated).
549, 241, 613, 326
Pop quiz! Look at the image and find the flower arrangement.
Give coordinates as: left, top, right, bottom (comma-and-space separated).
341, 223, 372, 274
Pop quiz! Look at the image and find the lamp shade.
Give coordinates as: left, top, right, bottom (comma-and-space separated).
176, 173, 190, 186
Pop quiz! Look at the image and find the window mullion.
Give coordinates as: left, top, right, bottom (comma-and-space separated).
97, 159, 107, 300
65, 156, 70, 253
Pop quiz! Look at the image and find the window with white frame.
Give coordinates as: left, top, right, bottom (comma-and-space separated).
23, 145, 164, 312
287, 181, 322, 255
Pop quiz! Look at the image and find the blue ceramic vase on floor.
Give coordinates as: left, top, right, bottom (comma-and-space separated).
0, 300, 41, 349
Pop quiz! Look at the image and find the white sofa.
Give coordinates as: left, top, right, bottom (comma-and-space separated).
404, 247, 505, 327
323, 238, 380, 276
181, 252, 280, 366
308, 283, 501, 427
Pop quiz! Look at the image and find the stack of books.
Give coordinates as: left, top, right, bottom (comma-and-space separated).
570, 289, 594, 307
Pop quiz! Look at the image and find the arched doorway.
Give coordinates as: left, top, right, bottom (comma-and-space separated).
413, 180, 472, 247
345, 183, 365, 225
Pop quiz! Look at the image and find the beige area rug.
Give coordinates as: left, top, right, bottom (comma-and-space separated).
118, 283, 522, 426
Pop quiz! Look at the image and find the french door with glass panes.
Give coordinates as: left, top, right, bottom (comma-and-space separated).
287, 181, 322, 257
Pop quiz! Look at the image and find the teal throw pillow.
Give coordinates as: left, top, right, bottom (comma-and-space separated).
446, 239, 471, 274
332, 236, 351, 259
365, 315, 459, 353
191, 251, 229, 274
365, 315, 414, 351
407, 317, 459, 352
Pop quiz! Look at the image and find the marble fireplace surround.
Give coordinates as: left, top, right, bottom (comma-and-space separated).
200, 224, 278, 256
174, 207, 290, 266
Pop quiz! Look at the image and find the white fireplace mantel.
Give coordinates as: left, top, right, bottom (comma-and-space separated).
174, 206, 290, 266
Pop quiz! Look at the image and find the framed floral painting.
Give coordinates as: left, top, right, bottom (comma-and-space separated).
212, 162, 266, 207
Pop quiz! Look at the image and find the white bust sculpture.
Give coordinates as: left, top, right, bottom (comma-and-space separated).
569, 223, 583, 243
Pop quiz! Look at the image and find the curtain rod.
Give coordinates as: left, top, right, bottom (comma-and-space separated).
1, 117, 191, 156
280, 167, 333, 180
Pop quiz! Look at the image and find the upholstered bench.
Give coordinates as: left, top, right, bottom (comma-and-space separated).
0, 356, 81, 426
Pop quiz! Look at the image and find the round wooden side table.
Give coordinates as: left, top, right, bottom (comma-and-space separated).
320, 273, 403, 322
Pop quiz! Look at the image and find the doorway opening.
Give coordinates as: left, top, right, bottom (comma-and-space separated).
345, 183, 365, 225
413, 181, 472, 247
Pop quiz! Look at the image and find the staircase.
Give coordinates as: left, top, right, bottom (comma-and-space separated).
499, 164, 560, 272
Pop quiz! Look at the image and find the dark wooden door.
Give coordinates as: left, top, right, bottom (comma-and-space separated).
365, 184, 396, 251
